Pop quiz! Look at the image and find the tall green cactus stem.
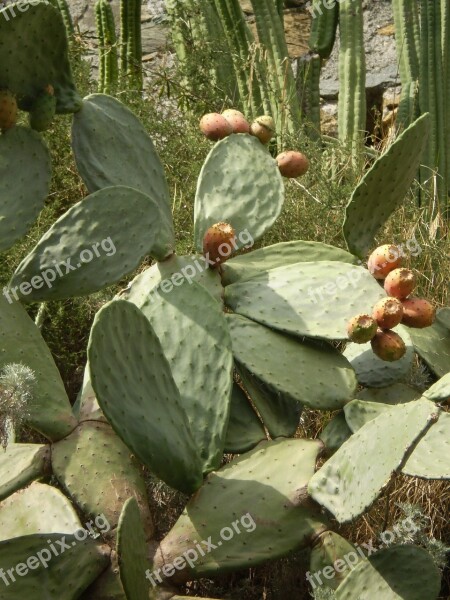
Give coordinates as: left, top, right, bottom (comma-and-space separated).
309, 0, 339, 60
338, 0, 366, 162
119, 0, 142, 90
56, 0, 74, 37
297, 53, 321, 140
443, 0, 450, 188
96, 0, 118, 94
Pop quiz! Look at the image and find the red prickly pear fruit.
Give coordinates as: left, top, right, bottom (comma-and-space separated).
372, 297, 404, 330
384, 268, 416, 299
202, 222, 236, 267
346, 314, 378, 343
371, 330, 406, 362
401, 297, 436, 328
250, 115, 275, 144
199, 113, 233, 141
221, 109, 250, 134
0, 90, 17, 131
367, 244, 403, 279
276, 151, 309, 178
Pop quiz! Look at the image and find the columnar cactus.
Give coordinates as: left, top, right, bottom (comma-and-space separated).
95, 0, 119, 94
0, 3, 449, 600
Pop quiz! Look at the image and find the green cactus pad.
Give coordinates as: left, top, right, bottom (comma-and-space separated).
88, 300, 203, 495
29, 92, 57, 132
194, 134, 284, 251
423, 373, 450, 402
344, 399, 393, 432
357, 383, 421, 404
237, 363, 302, 438
154, 439, 329, 581
343, 113, 431, 257
343, 325, 414, 387
436, 307, 450, 329
221, 240, 358, 286
335, 544, 441, 600
309, 531, 360, 590
79, 567, 125, 600
52, 421, 154, 536
225, 261, 386, 340
0, 126, 51, 253
227, 314, 356, 410
402, 412, 450, 479
117, 497, 149, 600
223, 384, 266, 454
0, 534, 110, 599
72, 94, 174, 257
76, 368, 107, 422
0, 2, 81, 113
133, 279, 233, 474
0, 482, 81, 540
0, 443, 50, 501
308, 399, 438, 522
319, 412, 352, 453
10, 185, 164, 302
0, 293, 76, 440
407, 319, 450, 377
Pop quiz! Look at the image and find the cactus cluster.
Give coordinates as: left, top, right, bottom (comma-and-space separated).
0, 3, 449, 600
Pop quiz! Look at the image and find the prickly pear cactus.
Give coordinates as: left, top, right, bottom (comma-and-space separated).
0, 6, 448, 599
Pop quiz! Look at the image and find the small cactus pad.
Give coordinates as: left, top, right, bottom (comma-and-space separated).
0, 2, 81, 113
0, 534, 110, 599
309, 531, 361, 590
153, 439, 329, 581
308, 399, 438, 522
132, 280, 233, 474
78, 567, 125, 600
0, 443, 50, 501
194, 134, 284, 251
52, 421, 154, 536
343, 325, 414, 388
407, 318, 450, 377
343, 113, 431, 257
221, 240, 358, 286
357, 383, 421, 404
436, 307, 450, 329
227, 314, 357, 410
335, 544, 441, 600
117, 498, 149, 600
402, 411, 450, 479
10, 185, 164, 302
72, 94, 174, 256
0, 293, 76, 440
0, 482, 81, 540
344, 399, 394, 432
224, 384, 266, 454
0, 126, 51, 253
319, 412, 352, 453
76, 367, 107, 423
88, 300, 203, 495
423, 373, 450, 402
237, 363, 301, 438
225, 261, 386, 340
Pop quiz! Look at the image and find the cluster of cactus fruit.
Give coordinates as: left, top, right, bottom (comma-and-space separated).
347, 244, 436, 362
0, 3, 449, 600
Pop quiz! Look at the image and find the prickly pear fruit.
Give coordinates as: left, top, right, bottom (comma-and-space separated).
200, 113, 233, 141
372, 297, 404, 330
202, 222, 236, 267
250, 115, 275, 144
367, 244, 403, 279
384, 268, 416, 300
29, 89, 57, 132
371, 330, 406, 362
221, 109, 250, 134
276, 151, 309, 178
346, 314, 378, 343
0, 90, 17, 131
401, 297, 436, 328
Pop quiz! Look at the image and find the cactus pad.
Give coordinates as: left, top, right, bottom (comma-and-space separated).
227, 314, 356, 409
343, 113, 431, 257
402, 412, 450, 479
423, 373, 450, 402
117, 498, 149, 600
344, 399, 393, 432
407, 319, 450, 377
0, 2, 81, 113
10, 185, 164, 302
224, 384, 266, 453
0, 126, 51, 253
225, 261, 386, 340
0, 443, 50, 501
319, 412, 352, 453
308, 399, 438, 522
194, 134, 284, 251
357, 383, 421, 404
310, 531, 360, 590
88, 300, 203, 494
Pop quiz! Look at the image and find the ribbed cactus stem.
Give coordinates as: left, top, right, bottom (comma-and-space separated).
309, 0, 338, 60
297, 53, 321, 140
56, 0, 74, 37
119, 0, 128, 77
95, 0, 106, 93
